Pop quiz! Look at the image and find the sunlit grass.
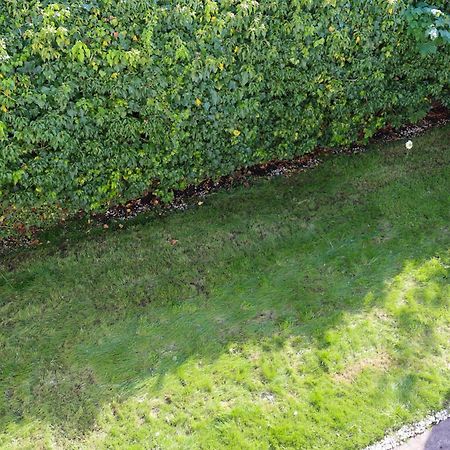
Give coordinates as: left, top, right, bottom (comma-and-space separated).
0, 125, 449, 449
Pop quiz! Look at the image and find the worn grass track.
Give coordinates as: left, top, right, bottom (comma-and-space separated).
0, 125, 449, 449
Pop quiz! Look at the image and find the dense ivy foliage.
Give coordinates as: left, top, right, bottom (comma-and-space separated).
405, 3, 450, 55
0, 0, 449, 234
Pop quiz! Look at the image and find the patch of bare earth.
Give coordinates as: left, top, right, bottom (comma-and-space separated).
334, 351, 392, 383
249, 310, 277, 324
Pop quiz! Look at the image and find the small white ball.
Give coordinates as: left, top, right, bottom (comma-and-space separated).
405, 140, 413, 150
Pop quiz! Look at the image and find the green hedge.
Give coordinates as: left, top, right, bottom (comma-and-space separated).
0, 0, 449, 234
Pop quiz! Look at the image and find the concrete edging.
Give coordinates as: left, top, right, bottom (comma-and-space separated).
365, 409, 450, 450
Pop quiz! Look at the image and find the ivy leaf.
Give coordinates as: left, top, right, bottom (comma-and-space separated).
418, 42, 438, 55
70, 41, 91, 63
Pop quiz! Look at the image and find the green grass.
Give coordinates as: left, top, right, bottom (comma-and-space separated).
1, 125, 449, 449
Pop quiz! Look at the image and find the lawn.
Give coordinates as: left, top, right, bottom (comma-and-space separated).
0, 125, 449, 449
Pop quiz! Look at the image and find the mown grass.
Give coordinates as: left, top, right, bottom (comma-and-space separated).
0, 125, 449, 449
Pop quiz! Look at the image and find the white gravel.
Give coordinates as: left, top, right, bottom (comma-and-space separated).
364, 408, 450, 450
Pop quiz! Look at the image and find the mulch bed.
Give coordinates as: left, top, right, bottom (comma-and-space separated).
1, 104, 448, 254
101, 103, 449, 221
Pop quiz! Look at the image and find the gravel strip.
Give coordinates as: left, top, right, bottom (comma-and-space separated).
365, 408, 450, 450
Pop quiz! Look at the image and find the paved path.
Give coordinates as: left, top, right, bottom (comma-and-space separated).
397, 418, 450, 450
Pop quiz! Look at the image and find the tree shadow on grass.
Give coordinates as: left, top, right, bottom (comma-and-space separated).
0, 131, 449, 444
